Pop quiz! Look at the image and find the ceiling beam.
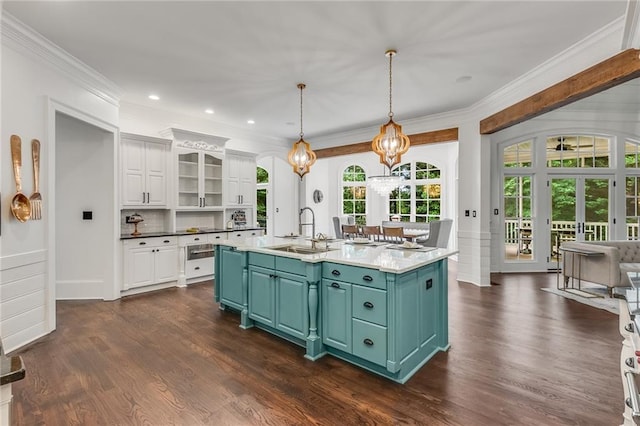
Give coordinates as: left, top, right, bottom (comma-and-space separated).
314, 127, 458, 159
480, 48, 640, 135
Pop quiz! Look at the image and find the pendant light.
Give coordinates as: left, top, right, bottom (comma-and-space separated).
287, 83, 316, 179
368, 49, 409, 196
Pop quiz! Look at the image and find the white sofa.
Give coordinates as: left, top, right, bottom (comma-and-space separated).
561, 241, 640, 292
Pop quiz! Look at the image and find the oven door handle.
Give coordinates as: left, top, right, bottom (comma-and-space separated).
625, 371, 640, 418
190, 249, 215, 255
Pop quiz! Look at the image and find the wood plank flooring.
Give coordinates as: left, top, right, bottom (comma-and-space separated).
10, 264, 622, 425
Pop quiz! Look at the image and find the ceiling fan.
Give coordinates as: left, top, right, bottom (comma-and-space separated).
547, 137, 593, 151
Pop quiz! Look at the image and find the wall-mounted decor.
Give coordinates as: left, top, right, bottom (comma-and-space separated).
10, 135, 31, 222
313, 189, 323, 204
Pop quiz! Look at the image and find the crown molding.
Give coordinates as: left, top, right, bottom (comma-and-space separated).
469, 15, 625, 118
1, 11, 121, 107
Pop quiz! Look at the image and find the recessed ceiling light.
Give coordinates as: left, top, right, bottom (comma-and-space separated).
285, 122, 295, 126
205, 109, 214, 114
148, 94, 160, 100
247, 119, 255, 124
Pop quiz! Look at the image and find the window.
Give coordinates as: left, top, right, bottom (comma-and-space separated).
503, 139, 532, 168
625, 140, 640, 240
389, 162, 441, 222
342, 165, 367, 225
503, 175, 533, 260
545, 135, 610, 168
256, 167, 268, 229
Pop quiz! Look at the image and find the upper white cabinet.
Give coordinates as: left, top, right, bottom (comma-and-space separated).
176, 148, 223, 209
225, 150, 257, 206
121, 133, 171, 208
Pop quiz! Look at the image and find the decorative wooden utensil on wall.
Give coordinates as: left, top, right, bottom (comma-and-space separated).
10, 135, 31, 222
30, 139, 42, 220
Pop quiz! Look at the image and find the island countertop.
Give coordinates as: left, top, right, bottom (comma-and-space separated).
218, 235, 457, 274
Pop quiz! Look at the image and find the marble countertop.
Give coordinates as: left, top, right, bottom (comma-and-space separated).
120, 227, 265, 240
0, 342, 25, 386
220, 235, 458, 274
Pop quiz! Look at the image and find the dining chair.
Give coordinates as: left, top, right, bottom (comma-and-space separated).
342, 224, 360, 239
361, 225, 381, 242
382, 226, 405, 243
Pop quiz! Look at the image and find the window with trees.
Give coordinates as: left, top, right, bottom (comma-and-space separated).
389, 162, 441, 222
545, 135, 610, 168
625, 140, 640, 239
342, 165, 367, 225
256, 167, 268, 229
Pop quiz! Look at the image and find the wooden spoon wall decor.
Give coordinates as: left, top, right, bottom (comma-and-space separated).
10, 135, 31, 222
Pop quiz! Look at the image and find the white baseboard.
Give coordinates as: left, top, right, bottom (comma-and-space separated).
56, 280, 104, 300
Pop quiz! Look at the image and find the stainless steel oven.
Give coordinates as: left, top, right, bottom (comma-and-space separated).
187, 243, 215, 261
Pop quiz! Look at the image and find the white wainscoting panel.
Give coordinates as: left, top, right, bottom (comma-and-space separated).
56, 280, 104, 300
0, 250, 50, 353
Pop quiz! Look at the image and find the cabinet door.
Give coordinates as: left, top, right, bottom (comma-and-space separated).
203, 153, 223, 208
225, 155, 242, 205
145, 143, 168, 206
219, 247, 244, 307
276, 271, 308, 340
154, 245, 178, 283
238, 156, 256, 206
177, 151, 201, 208
125, 248, 155, 289
418, 267, 438, 351
122, 139, 146, 206
322, 279, 352, 353
248, 266, 275, 326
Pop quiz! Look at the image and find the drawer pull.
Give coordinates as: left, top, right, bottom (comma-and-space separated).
331, 270, 341, 276
330, 282, 340, 289
362, 275, 373, 282
627, 357, 636, 369
195, 237, 200, 241
236, 234, 242, 237
363, 301, 374, 309
426, 278, 433, 290
164, 240, 170, 243
139, 241, 146, 245
195, 266, 200, 270
215, 236, 221, 239
626, 323, 635, 333
363, 338, 374, 346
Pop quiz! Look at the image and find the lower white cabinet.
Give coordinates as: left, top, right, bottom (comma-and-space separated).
123, 236, 178, 290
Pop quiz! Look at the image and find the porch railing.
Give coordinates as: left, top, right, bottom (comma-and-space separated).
504, 220, 631, 243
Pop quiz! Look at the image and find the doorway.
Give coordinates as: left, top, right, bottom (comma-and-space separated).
547, 175, 612, 268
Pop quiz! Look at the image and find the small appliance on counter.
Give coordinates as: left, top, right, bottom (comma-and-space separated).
231, 210, 247, 229
126, 212, 144, 236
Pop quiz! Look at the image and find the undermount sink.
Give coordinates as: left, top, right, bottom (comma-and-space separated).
267, 244, 337, 255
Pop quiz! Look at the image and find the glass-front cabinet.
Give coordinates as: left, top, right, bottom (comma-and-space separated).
176, 149, 223, 209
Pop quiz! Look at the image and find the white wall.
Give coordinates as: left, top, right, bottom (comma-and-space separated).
257, 153, 300, 236
0, 14, 119, 352
55, 112, 114, 299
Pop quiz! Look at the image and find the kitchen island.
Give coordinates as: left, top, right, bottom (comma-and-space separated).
214, 236, 457, 383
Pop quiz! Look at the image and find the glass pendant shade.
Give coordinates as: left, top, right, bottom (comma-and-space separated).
372, 118, 410, 170
288, 137, 316, 179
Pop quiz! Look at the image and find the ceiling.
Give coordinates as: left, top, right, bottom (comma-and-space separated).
2, 1, 629, 142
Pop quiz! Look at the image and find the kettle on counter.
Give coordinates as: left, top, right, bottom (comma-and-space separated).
226, 219, 234, 229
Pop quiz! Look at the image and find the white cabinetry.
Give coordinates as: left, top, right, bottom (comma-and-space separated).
121, 133, 171, 207
225, 150, 256, 207
176, 148, 223, 209
123, 236, 178, 290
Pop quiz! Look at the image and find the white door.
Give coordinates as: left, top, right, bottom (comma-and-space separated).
546, 175, 613, 269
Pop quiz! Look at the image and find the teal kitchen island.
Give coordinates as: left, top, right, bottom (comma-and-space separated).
214, 236, 457, 383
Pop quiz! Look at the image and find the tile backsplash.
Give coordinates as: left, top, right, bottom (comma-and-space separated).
120, 209, 169, 235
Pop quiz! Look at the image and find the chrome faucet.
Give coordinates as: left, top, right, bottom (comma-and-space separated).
299, 207, 315, 240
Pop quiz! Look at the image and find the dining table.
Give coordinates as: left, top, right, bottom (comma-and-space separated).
402, 229, 430, 242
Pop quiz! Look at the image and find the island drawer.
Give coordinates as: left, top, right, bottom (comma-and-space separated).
275, 256, 306, 276
352, 318, 387, 367
322, 263, 386, 290
352, 285, 387, 326
248, 252, 275, 269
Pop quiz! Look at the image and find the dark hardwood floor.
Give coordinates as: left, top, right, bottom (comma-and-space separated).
10, 263, 622, 425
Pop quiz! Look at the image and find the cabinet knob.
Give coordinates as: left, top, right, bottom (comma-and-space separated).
362, 275, 373, 282
363, 301, 374, 309
626, 323, 635, 333
331, 270, 341, 276
626, 357, 636, 368
330, 282, 340, 289
363, 338, 374, 346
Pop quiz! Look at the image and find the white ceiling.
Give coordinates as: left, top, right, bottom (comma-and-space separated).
2, 1, 629, 141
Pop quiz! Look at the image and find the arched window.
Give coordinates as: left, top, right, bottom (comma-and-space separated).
342, 165, 367, 225
256, 167, 268, 229
389, 161, 441, 222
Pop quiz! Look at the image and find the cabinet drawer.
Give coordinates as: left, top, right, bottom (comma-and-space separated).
124, 236, 177, 249
352, 285, 387, 326
179, 234, 208, 246
209, 233, 227, 243
276, 256, 306, 277
186, 257, 214, 279
352, 318, 387, 367
248, 252, 275, 269
322, 262, 386, 290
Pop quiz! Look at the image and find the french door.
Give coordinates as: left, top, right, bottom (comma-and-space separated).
546, 175, 612, 269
